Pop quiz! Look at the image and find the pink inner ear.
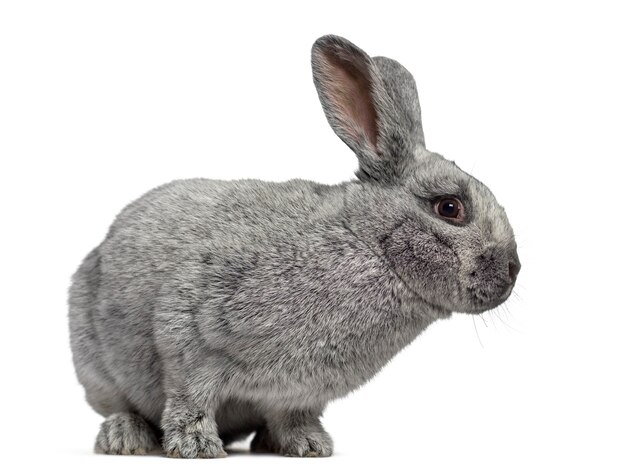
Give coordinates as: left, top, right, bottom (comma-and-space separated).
321, 51, 379, 150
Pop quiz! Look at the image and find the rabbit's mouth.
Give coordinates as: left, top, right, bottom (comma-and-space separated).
465, 281, 515, 314
462, 244, 520, 313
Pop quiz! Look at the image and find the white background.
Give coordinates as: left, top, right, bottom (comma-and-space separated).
1, 1, 624, 475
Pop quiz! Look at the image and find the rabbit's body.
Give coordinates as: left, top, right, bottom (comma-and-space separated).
70, 178, 445, 444
70, 35, 520, 458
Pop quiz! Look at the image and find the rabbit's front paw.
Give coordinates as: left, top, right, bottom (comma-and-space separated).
270, 426, 333, 458
260, 409, 334, 457
252, 425, 333, 457
94, 413, 159, 455
281, 429, 333, 457
162, 394, 227, 458
164, 432, 226, 459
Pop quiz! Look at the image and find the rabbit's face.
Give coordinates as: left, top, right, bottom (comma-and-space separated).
372, 152, 520, 314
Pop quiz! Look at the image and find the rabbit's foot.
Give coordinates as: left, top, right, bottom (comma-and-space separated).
94, 412, 159, 455
278, 427, 333, 457
162, 396, 226, 459
164, 431, 226, 458
256, 410, 333, 457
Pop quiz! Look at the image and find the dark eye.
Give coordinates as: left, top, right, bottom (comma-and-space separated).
434, 197, 465, 222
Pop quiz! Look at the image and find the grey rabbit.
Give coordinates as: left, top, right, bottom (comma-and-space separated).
69, 34, 520, 458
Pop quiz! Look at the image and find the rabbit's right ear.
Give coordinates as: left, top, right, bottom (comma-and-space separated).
311, 35, 422, 184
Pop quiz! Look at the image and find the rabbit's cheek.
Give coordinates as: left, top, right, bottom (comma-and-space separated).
382, 222, 460, 301
409, 233, 459, 283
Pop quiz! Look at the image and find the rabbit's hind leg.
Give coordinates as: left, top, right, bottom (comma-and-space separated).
94, 412, 160, 455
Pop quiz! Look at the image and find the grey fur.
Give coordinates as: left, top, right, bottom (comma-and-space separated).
69, 35, 520, 458
94, 413, 159, 455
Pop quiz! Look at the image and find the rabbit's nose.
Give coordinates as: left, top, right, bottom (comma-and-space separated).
508, 253, 521, 283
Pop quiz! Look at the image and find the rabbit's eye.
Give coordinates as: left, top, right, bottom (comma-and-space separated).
435, 197, 465, 222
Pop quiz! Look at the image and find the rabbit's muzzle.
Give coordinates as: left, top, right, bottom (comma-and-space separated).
466, 246, 520, 312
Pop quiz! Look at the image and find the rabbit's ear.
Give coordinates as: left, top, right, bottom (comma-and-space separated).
372, 56, 425, 149
312, 35, 423, 184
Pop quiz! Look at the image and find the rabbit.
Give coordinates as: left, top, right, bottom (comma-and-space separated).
69, 34, 520, 458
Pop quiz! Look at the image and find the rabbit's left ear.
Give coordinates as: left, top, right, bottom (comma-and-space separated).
311, 35, 424, 184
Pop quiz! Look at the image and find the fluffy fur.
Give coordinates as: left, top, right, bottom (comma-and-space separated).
69, 35, 520, 458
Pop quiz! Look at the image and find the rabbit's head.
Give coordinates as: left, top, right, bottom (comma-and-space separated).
312, 35, 520, 314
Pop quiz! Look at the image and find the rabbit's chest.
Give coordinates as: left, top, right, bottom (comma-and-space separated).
200, 264, 436, 398
197, 234, 441, 398
229, 303, 433, 404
